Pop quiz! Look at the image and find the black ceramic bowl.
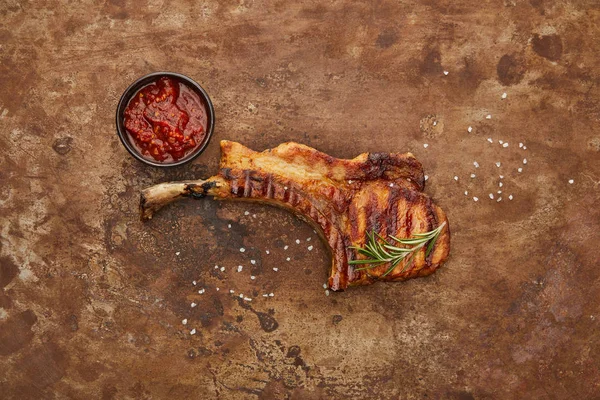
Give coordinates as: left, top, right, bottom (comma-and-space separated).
115, 72, 215, 167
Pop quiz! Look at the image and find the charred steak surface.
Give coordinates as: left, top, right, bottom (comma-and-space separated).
140, 141, 450, 291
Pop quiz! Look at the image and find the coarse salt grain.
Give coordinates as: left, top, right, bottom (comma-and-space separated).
499, 182, 503, 187
499, 140, 504, 144
284, 245, 289, 250
307, 237, 311, 241
470, 173, 476, 178
423, 143, 429, 148
489, 193, 494, 200
295, 239, 300, 244
502, 143, 508, 148
523, 146, 527, 150
182, 319, 187, 325
250, 276, 256, 280
497, 190, 502, 194
239, 294, 243, 298
464, 191, 468, 196
502, 92, 507, 99
486, 114, 492, 119
443, 71, 449, 75
216, 287, 220, 291
244, 211, 250, 216
474, 161, 480, 168
325, 290, 330, 296
389, 183, 394, 187
198, 288, 205, 294
230, 289, 235, 294
192, 280, 197, 285
308, 245, 314, 251
252, 214, 256, 218
214, 265, 219, 269
473, 197, 479, 202
523, 158, 527, 165
250, 259, 256, 265
263, 294, 269, 297
509, 194, 513, 200
568, 179, 574, 184
266, 250, 270, 254
284, 186, 288, 190
176, 251, 180, 256
433, 121, 437, 126
269, 293, 274, 297
237, 265, 243, 272
191, 303, 197, 308
424, 175, 429, 181
518, 168, 523, 173
500, 175, 504, 179
487, 138, 493, 143
496, 162, 501, 168
220, 266, 225, 272
453, 176, 458, 181
286, 257, 291, 261
468, 126, 473, 133
519, 143, 523, 148
244, 297, 252, 301
323, 283, 328, 289
190, 329, 196, 335
497, 197, 502, 202
348, 180, 353, 184
273, 267, 279, 271
240, 247, 245, 252
228, 224, 231, 228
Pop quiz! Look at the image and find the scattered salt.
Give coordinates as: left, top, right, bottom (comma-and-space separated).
244, 211, 250, 216
307, 237, 311, 241
237, 265, 243, 272
523, 146, 527, 150
323, 283, 328, 289
487, 138, 493, 143
250, 276, 256, 280
423, 143, 429, 148
519, 143, 523, 148
433, 121, 437, 126
501, 92, 507, 99
499, 175, 504, 179
239, 294, 243, 298
389, 183, 394, 187
497, 197, 502, 202
464, 191, 468, 196
473, 197, 479, 202
489, 193, 494, 200
499, 182, 503, 187
499, 140, 504, 145
523, 158, 527, 165
273, 267, 279, 271
266, 250, 270, 255
424, 175, 429, 181
250, 259, 256, 265
198, 288, 205, 294
176, 251, 180, 256
443, 71, 449, 75
325, 290, 330, 296
182, 319, 187, 325
568, 179, 574, 184
244, 297, 252, 301
240, 247, 245, 253
518, 168, 523, 173
228, 224, 231, 228
269, 293, 274, 297
192, 280, 197, 285
220, 266, 225, 272
474, 161, 480, 168
486, 114, 492, 119
190, 329, 196, 335
284, 186, 288, 190
468, 126, 473, 133
286, 257, 291, 261
263, 294, 269, 297
453, 176, 459, 181
190, 303, 197, 308
495, 162, 501, 168
284, 245, 289, 250
295, 239, 300, 244
470, 173, 476, 178
230, 289, 235, 294
308, 245, 314, 251
509, 194, 513, 200
252, 214, 257, 218
502, 143, 509, 148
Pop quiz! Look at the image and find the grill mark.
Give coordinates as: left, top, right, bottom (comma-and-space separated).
265, 174, 274, 199
243, 170, 251, 197
365, 192, 380, 235
386, 186, 399, 237
348, 202, 359, 242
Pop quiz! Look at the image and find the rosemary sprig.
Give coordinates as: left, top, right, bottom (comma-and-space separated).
349, 222, 446, 277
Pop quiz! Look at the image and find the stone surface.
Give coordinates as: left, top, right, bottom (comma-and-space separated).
1, 1, 599, 399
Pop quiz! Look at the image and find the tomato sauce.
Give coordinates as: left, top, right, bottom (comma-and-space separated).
123, 77, 208, 162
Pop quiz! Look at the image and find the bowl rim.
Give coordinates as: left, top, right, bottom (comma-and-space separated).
115, 71, 215, 168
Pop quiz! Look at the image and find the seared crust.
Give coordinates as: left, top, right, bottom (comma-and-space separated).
140, 140, 450, 291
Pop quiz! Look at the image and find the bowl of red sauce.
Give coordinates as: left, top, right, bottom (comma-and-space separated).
116, 72, 215, 167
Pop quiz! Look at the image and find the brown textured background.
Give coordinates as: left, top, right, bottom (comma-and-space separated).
1, 1, 599, 399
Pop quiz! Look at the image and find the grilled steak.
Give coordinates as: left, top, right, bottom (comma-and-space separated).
140, 141, 450, 291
